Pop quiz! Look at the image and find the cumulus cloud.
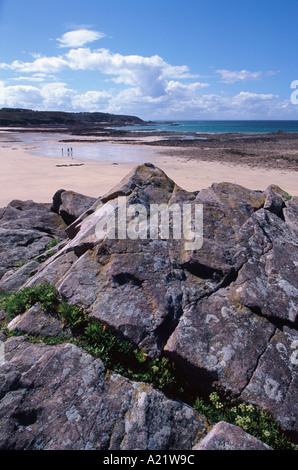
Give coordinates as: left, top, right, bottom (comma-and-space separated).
0, 29, 294, 119
0, 78, 294, 119
65, 48, 202, 96
72, 90, 113, 111
57, 29, 105, 48
216, 69, 263, 83
0, 84, 43, 108
0, 81, 123, 113
0, 46, 203, 99
166, 80, 210, 95
103, 85, 285, 120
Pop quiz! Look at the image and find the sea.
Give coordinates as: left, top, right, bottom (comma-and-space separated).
116, 120, 298, 135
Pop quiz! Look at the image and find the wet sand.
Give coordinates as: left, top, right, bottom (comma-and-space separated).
0, 129, 297, 208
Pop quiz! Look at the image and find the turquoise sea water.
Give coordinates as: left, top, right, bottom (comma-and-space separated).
117, 120, 298, 134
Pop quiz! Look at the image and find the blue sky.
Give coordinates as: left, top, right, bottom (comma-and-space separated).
0, 0, 297, 120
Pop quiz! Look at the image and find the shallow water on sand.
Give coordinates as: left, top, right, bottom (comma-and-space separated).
6, 131, 160, 163
29, 142, 159, 163
1, 130, 204, 164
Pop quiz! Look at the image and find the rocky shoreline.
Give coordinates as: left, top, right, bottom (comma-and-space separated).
0, 163, 297, 450
2, 122, 298, 172
98, 130, 298, 172
146, 132, 298, 172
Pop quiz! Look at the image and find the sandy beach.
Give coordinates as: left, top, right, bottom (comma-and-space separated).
0, 129, 297, 208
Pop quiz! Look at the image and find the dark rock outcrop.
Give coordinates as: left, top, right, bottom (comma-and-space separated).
0, 163, 297, 449
0, 108, 144, 128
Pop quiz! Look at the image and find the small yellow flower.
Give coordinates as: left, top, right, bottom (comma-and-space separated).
210, 392, 220, 403
246, 404, 254, 413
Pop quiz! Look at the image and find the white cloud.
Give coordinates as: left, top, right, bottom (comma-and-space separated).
0, 47, 199, 99
1, 56, 69, 74
166, 80, 210, 94
0, 79, 295, 119
0, 31, 295, 119
10, 76, 46, 82
40, 82, 76, 109
0, 81, 117, 113
0, 84, 43, 108
57, 29, 105, 48
64, 48, 200, 97
72, 90, 113, 111
65, 48, 168, 96
216, 69, 262, 83
232, 91, 278, 104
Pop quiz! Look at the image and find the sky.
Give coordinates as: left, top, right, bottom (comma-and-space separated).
0, 0, 297, 120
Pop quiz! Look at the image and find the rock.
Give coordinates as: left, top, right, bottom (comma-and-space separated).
283, 196, 298, 233
24, 250, 78, 288
233, 209, 298, 325
0, 337, 207, 450
1, 200, 66, 237
165, 288, 276, 395
1, 163, 298, 444
6, 303, 71, 338
165, 207, 298, 434
263, 184, 287, 217
0, 199, 67, 281
241, 326, 298, 437
51, 189, 97, 226
0, 261, 39, 292
0, 311, 8, 328
194, 421, 272, 450
24, 166, 269, 358
0, 329, 6, 344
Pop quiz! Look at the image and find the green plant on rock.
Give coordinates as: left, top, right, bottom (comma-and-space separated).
1, 283, 297, 450
193, 391, 296, 450
34, 238, 59, 264
81, 318, 136, 372
46, 238, 59, 250
57, 301, 87, 333
133, 355, 178, 393
0, 283, 58, 318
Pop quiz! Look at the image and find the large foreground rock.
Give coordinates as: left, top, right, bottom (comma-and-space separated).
1, 163, 298, 444
0, 337, 207, 450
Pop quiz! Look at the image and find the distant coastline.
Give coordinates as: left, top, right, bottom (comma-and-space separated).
0, 107, 144, 129
1, 108, 298, 136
